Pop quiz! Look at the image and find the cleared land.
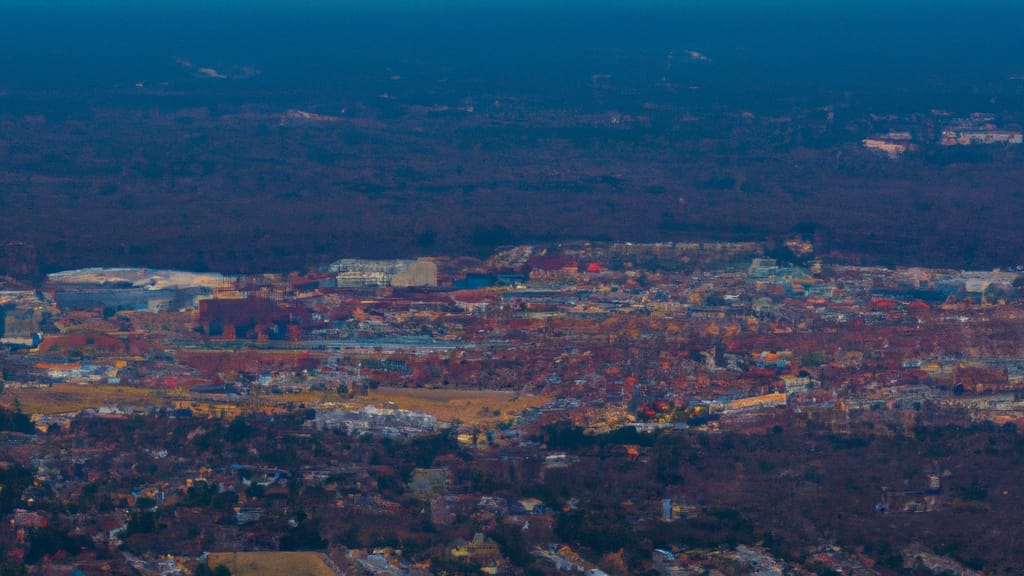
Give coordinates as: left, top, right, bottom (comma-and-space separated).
363, 387, 550, 427
205, 552, 334, 576
2, 384, 549, 428
4, 385, 174, 414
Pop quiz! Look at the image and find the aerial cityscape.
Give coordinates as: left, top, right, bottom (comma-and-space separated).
3, 1, 1024, 575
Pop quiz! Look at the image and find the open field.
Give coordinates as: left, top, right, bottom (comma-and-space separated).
0, 384, 549, 428
363, 387, 551, 427
2, 384, 177, 414
205, 552, 334, 576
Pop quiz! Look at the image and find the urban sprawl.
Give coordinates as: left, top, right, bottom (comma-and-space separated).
1, 241, 1021, 575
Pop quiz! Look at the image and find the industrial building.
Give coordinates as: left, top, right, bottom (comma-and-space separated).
326, 258, 438, 288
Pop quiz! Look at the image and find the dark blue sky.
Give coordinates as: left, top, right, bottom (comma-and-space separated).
2, 1, 1022, 114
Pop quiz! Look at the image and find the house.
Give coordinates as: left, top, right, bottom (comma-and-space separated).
12, 509, 47, 529
235, 507, 264, 524
450, 532, 502, 563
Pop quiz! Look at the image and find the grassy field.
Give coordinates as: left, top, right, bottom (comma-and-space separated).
205, 552, 334, 576
363, 387, 550, 427
2, 384, 549, 429
2, 384, 176, 414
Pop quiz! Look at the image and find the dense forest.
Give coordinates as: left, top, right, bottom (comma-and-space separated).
2, 92, 1023, 280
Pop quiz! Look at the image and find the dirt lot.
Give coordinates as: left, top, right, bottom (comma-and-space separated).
205, 552, 335, 576
363, 387, 550, 427
3, 383, 549, 429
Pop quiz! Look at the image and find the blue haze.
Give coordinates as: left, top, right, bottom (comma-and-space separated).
1, 1, 1022, 115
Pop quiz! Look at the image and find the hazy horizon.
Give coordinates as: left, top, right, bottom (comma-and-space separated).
3, 1, 1022, 114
